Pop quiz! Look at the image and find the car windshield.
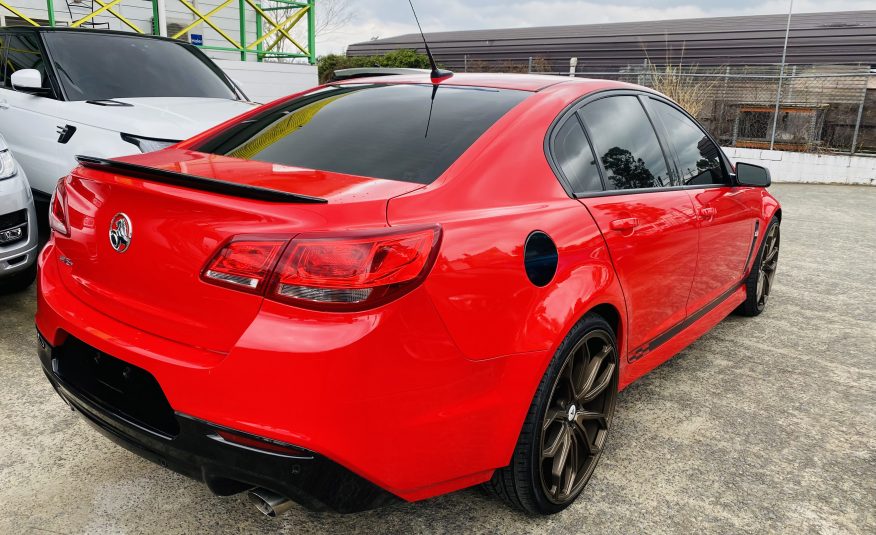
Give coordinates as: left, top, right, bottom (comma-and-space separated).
196, 84, 530, 184
42, 32, 238, 101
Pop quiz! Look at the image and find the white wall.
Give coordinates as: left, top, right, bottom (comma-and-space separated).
723, 147, 876, 186
215, 59, 317, 103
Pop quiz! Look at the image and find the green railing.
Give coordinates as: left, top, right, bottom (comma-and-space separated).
0, 0, 316, 63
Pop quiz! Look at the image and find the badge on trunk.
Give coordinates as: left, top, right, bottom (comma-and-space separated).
109, 213, 132, 253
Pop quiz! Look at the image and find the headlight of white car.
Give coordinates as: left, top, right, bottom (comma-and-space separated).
121, 134, 180, 153
0, 149, 17, 180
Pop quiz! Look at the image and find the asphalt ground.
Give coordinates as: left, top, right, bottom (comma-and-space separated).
1, 183, 874, 534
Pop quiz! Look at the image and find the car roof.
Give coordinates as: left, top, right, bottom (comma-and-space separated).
0, 26, 186, 45
333, 72, 634, 93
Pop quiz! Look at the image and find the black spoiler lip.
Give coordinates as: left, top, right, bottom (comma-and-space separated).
75, 155, 328, 205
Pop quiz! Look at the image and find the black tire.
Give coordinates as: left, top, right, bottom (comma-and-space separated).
485, 313, 619, 515
737, 217, 780, 317
0, 262, 37, 295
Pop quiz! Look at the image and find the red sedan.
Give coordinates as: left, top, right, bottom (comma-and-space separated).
36, 73, 781, 516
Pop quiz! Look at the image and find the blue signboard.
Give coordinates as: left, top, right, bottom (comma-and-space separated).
191, 34, 203, 46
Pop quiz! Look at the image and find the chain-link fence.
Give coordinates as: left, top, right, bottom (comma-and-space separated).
461, 57, 875, 155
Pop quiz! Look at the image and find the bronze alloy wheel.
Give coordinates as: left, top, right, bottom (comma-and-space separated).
756, 223, 780, 309
737, 217, 781, 317
486, 314, 619, 514
539, 329, 618, 504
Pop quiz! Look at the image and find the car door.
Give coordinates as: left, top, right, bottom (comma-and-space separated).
560, 93, 700, 357
0, 32, 67, 198
646, 97, 760, 314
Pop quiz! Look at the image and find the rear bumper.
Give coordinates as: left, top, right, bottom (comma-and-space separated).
37, 333, 398, 513
35, 240, 549, 505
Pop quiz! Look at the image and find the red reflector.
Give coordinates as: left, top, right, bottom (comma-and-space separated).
202, 238, 287, 293
215, 430, 311, 457
49, 178, 69, 236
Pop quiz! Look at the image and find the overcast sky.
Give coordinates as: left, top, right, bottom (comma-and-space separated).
317, 0, 874, 54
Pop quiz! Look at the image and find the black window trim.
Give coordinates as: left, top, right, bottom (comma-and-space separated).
545, 88, 738, 199
0, 32, 7, 85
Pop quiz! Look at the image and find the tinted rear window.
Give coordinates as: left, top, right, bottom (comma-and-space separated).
197, 84, 530, 184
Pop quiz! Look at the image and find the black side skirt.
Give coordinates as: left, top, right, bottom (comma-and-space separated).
628, 283, 742, 363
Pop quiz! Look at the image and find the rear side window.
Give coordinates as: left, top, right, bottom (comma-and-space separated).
650, 99, 727, 186
198, 84, 530, 184
580, 96, 671, 191
3, 34, 52, 94
553, 117, 603, 193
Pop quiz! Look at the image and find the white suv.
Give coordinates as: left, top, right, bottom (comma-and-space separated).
0, 27, 259, 203
0, 135, 37, 293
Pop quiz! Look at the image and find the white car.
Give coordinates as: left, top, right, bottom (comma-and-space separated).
0, 27, 259, 203
0, 135, 38, 293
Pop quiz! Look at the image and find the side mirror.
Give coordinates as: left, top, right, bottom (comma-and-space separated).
10, 69, 49, 95
734, 162, 771, 187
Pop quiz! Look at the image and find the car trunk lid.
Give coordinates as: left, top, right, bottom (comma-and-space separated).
53, 151, 423, 354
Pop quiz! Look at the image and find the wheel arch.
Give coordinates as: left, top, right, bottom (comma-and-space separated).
551, 298, 627, 382
588, 302, 623, 353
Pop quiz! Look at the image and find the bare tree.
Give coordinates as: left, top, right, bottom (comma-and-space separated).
640, 41, 720, 119
261, 0, 355, 61
309, 0, 354, 36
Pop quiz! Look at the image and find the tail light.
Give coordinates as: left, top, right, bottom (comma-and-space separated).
49, 178, 70, 236
201, 225, 441, 311
202, 237, 287, 293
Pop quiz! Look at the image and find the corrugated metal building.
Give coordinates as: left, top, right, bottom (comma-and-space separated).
347, 11, 876, 72
349, 11, 876, 154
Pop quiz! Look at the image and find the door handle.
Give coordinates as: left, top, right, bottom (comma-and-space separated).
698, 207, 718, 221
0, 100, 8, 110
610, 218, 639, 231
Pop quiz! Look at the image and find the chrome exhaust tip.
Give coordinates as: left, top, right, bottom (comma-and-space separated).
248, 488, 296, 517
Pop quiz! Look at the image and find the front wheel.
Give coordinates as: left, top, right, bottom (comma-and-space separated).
737, 217, 780, 317
486, 314, 619, 515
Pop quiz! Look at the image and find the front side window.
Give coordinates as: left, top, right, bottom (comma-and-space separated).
552, 117, 603, 193
3, 34, 52, 93
42, 32, 238, 101
651, 99, 726, 186
198, 84, 530, 184
579, 96, 671, 191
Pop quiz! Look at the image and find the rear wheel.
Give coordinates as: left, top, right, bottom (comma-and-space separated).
0, 262, 37, 295
486, 314, 619, 515
737, 217, 780, 317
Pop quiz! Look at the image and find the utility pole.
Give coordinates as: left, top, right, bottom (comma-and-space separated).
769, 0, 793, 150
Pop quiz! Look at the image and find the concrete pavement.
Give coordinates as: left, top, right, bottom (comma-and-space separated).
0, 184, 873, 534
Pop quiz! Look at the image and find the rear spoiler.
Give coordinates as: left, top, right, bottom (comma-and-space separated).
331, 67, 432, 81
75, 156, 328, 205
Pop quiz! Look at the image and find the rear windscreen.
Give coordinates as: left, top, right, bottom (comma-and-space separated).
197, 84, 530, 184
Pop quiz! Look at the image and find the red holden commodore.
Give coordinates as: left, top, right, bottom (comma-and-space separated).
36, 73, 781, 516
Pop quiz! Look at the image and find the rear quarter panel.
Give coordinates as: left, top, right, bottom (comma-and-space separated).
387, 84, 629, 366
